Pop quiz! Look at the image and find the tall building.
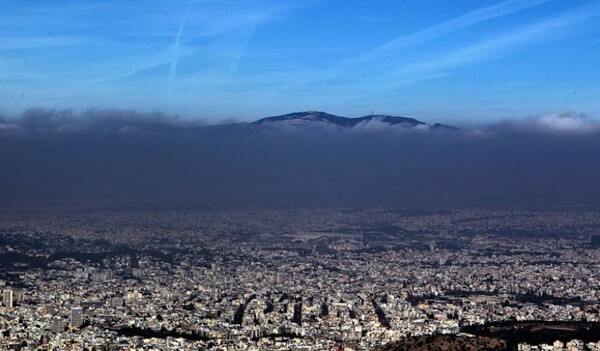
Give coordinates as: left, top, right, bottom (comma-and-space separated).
15, 290, 25, 304
3, 289, 13, 308
51, 318, 65, 333
70, 306, 83, 328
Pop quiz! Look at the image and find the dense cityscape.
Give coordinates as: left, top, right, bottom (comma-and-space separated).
3, 0, 600, 350
1, 203, 600, 350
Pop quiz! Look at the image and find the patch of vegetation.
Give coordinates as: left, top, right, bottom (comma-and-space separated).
376, 335, 507, 351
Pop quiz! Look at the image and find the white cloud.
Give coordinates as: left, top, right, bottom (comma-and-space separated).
529, 113, 599, 134
497, 113, 600, 134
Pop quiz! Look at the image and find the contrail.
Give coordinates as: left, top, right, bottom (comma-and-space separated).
168, 0, 194, 95
337, 0, 553, 67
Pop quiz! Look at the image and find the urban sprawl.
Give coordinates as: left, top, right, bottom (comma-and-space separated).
1, 204, 600, 350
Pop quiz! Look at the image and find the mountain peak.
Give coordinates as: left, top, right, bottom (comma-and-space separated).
253, 111, 345, 125
252, 111, 456, 131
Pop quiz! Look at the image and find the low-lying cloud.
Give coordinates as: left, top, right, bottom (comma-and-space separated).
0, 108, 205, 136
2, 108, 599, 137
1, 108, 599, 209
491, 113, 600, 135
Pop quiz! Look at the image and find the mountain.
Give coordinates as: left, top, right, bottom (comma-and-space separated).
252, 111, 458, 131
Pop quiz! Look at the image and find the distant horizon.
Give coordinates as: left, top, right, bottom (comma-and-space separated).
1, 106, 596, 130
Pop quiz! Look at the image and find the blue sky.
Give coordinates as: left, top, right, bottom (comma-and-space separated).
1, 0, 599, 124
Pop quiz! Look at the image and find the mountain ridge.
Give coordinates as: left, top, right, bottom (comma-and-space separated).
251, 111, 458, 131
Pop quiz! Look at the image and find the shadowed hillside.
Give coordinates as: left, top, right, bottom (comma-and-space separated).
376, 335, 507, 351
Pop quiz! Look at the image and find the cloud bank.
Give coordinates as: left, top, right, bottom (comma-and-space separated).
0, 109, 205, 136
1, 109, 599, 209
492, 113, 600, 135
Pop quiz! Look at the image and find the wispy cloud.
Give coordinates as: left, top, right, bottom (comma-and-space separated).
94, 45, 198, 85
270, 2, 600, 116
493, 113, 600, 134
168, 0, 195, 95
281, 0, 559, 91
99, 0, 309, 87
338, 0, 554, 67
387, 2, 600, 79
